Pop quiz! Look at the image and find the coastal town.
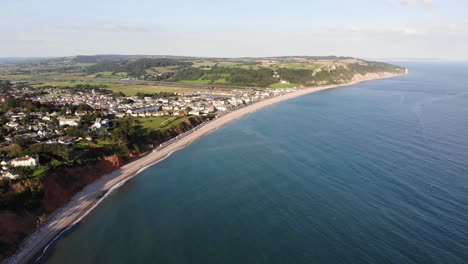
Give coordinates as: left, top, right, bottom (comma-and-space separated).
3, 0, 466, 262
0, 55, 406, 263
0, 80, 298, 180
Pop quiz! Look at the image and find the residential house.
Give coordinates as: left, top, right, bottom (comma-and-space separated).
10, 155, 39, 168
58, 136, 75, 145
59, 117, 80, 127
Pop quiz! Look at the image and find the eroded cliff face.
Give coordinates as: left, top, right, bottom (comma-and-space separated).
0, 115, 207, 261
43, 155, 124, 212
0, 212, 37, 260
0, 155, 124, 260
350, 72, 397, 83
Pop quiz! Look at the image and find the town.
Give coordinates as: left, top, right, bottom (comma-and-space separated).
0, 80, 298, 180
0, 54, 407, 261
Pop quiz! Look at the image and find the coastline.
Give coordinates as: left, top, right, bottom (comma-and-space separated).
3, 72, 404, 264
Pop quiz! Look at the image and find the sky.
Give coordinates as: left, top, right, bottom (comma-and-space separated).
1, 0, 468, 60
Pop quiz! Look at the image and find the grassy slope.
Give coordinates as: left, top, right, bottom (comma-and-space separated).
138, 116, 191, 131
1, 57, 404, 91
106, 84, 187, 96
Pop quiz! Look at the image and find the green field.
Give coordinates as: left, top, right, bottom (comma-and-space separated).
192, 60, 218, 67
138, 116, 191, 131
0, 72, 85, 81
32, 81, 114, 87
179, 73, 231, 85
269, 82, 298, 88
214, 78, 228, 84
0, 74, 36, 80
32, 166, 48, 177
270, 62, 320, 70
30, 81, 190, 95
218, 63, 261, 70
215, 61, 242, 67
87, 71, 128, 79
107, 84, 189, 96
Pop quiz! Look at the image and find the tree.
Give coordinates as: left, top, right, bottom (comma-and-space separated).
116, 91, 126, 98
0, 80, 12, 92
110, 117, 146, 152
22, 113, 31, 125
8, 144, 22, 157
66, 126, 83, 137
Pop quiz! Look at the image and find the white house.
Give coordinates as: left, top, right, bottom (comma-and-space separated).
58, 136, 75, 145
1, 171, 18, 179
59, 117, 80, 127
10, 156, 39, 168
215, 106, 227, 112
188, 110, 200, 116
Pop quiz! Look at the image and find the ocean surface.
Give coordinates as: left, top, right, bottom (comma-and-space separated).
43, 62, 468, 264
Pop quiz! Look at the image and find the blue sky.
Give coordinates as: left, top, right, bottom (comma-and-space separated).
1, 0, 467, 59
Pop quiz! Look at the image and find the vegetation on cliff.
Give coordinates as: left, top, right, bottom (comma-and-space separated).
0, 113, 208, 259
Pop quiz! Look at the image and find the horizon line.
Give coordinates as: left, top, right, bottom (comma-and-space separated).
0, 54, 467, 62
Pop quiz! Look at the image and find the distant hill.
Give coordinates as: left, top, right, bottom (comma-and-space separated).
73, 55, 152, 63
0, 57, 54, 64
72, 54, 196, 63
0, 55, 406, 88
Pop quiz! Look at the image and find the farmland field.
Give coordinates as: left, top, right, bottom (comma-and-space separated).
31, 81, 191, 95
106, 84, 190, 96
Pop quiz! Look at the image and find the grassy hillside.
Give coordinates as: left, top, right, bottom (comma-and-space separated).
0, 55, 406, 89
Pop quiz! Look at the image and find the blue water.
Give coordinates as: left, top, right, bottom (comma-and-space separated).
44, 62, 468, 264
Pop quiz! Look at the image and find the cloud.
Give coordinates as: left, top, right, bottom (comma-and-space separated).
399, 0, 432, 7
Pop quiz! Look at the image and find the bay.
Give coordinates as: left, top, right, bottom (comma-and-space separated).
44, 62, 468, 264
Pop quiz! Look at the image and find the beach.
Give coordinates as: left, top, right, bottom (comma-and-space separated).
4, 72, 402, 264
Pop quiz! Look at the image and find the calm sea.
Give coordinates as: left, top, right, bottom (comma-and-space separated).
43, 62, 468, 264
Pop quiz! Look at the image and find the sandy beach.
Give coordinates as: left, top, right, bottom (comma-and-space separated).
4, 72, 402, 264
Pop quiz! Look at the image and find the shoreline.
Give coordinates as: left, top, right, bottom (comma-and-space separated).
3, 72, 404, 264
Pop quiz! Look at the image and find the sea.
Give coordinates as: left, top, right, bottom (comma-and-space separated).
42, 62, 468, 264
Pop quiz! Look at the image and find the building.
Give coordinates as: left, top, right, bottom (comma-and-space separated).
188, 110, 200, 116
58, 117, 80, 126
58, 136, 75, 145
10, 156, 39, 168
1, 171, 18, 179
